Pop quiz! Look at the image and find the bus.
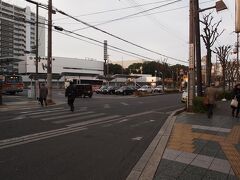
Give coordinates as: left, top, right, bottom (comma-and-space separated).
1, 75, 24, 95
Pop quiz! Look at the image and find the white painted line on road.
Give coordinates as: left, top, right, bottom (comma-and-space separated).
117, 119, 129, 123
127, 110, 154, 118
31, 108, 86, 119
20, 107, 63, 114
53, 113, 105, 124
68, 115, 121, 127
120, 102, 129, 106
41, 111, 94, 121
131, 137, 143, 141
0, 127, 87, 150
103, 104, 110, 109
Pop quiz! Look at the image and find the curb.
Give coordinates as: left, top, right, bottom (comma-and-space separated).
126, 107, 185, 180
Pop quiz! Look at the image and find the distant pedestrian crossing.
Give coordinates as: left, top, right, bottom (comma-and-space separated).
12, 106, 123, 128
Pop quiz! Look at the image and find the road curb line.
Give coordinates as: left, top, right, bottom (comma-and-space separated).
126, 107, 185, 180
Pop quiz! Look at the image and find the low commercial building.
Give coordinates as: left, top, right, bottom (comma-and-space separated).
18, 56, 104, 88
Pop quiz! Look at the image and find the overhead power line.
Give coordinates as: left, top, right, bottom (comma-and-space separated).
55, 4, 187, 64
72, 0, 181, 32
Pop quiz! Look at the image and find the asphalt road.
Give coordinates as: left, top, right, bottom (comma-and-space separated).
0, 92, 184, 180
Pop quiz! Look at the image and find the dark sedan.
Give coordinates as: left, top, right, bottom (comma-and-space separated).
115, 86, 136, 95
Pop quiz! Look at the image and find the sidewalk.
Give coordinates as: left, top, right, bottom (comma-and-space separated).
154, 101, 239, 180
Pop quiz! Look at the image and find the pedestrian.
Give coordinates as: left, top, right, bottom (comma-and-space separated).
205, 83, 218, 118
65, 81, 77, 112
39, 83, 48, 107
231, 84, 240, 118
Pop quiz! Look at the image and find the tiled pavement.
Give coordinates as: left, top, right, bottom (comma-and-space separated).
154, 101, 240, 180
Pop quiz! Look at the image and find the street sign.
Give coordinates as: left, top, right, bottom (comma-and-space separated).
189, 44, 194, 69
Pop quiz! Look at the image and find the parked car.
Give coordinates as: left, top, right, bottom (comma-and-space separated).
181, 86, 201, 103
153, 85, 164, 93
95, 85, 108, 94
181, 90, 188, 103
115, 86, 135, 95
75, 84, 93, 98
102, 86, 119, 94
137, 85, 153, 93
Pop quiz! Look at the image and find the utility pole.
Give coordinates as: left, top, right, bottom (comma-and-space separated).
35, 2, 39, 99
188, 0, 195, 111
237, 32, 239, 79
236, 0, 240, 81
194, 0, 202, 96
0, 77, 2, 105
47, 0, 53, 104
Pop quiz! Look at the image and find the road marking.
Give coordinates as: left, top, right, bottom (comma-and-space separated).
131, 137, 143, 141
41, 111, 94, 121
104, 104, 110, 109
68, 115, 121, 127
0, 127, 87, 150
53, 113, 105, 124
117, 119, 129, 123
31, 109, 86, 119
20, 107, 63, 114
127, 110, 154, 118
138, 101, 144, 104
120, 102, 129, 106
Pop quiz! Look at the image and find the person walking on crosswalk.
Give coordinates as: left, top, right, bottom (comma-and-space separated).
39, 83, 48, 107
65, 81, 77, 112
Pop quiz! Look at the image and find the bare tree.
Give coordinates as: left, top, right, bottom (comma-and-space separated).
200, 12, 224, 86
226, 59, 238, 91
213, 45, 232, 92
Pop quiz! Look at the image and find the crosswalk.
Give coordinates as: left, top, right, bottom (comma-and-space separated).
8, 105, 123, 127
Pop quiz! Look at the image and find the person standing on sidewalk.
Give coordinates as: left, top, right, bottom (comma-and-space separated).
39, 83, 48, 107
205, 83, 218, 118
65, 81, 77, 112
231, 84, 240, 118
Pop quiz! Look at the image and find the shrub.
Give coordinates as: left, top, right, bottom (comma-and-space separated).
217, 91, 232, 100
193, 96, 207, 113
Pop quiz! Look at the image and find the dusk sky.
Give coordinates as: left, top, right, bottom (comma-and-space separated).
6, 0, 236, 66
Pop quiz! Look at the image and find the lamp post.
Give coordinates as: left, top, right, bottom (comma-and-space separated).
194, 0, 227, 93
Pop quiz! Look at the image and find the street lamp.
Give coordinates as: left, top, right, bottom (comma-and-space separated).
194, 0, 227, 98
199, 0, 227, 12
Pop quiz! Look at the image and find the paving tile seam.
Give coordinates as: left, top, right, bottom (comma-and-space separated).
162, 148, 234, 176
126, 107, 185, 180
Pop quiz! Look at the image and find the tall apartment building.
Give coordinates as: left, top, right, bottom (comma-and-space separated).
0, 0, 45, 73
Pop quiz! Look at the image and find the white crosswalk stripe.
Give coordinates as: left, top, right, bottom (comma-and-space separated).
53, 113, 106, 124
31, 109, 87, 119
21, 107, 64, 115
41, 111, 94, 121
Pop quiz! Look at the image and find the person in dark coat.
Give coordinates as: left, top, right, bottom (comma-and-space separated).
65, 81, 77, 112
39, 83, 48, 107
231, 84, 240, 118
205, 83, 218, 118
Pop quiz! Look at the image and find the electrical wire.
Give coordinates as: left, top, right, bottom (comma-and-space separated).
53, 0, 172, 21
55, 5, 188, 64
72, 0, 181, 32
